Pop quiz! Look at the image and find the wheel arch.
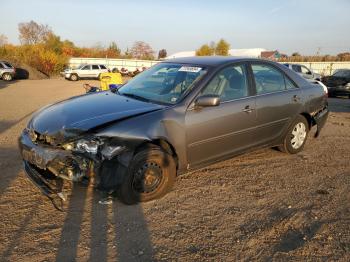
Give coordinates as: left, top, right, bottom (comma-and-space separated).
134, 138, 179, 170
300, 112, 314, 129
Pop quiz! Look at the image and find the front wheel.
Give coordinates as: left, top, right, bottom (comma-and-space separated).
118, 146, 176, 205
2, 73, 13, 81
70, 74, 79, 81
279, 115, 309, 154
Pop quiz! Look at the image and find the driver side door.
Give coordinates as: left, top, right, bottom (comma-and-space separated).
185, 63, 257, 168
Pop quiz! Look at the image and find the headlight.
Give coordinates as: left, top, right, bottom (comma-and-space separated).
62, 137, 125, 159
62, 138, 104, 154
76, 139, 101, 154
345, 83, 350, 89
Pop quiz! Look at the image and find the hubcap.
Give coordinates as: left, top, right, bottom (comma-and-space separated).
291, 122, 307, 149
132, 162, 163, 194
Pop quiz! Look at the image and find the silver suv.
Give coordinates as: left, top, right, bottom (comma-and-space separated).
61, 64, 109, 81
0, 61, 15, 81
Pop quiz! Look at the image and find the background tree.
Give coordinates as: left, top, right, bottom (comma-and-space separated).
291, 52, 301, 57
130, 41, 154, 60
196, 44, 214, 56
43, 32, 63, 53
18, 20, 52, 45
215, 39, 230, 56
337, 52, 350, 61
158, 49, 167, 59
106, 42, 121, 58
0, 34, 8, 46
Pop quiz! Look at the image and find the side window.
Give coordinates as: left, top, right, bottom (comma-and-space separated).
92, 65, 99, 70
251, 64, 286, 94
201, 64, 249, 102
292, 65, 302, 73
82, 65, 91, 70
285, 77, 297, 90
301, 66, 311, 75
99, 65, 107, 69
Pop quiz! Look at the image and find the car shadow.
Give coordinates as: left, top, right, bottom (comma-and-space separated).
54, 185, 155, 261
55, 149, 158, 261
0, 111, 35, 135
0, 79, 19, 89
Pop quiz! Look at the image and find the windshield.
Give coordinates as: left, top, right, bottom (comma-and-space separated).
333, 70, 350, 77
118, 63, 207, 105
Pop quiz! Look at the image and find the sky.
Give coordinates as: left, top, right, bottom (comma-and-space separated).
1, 0, 349, 56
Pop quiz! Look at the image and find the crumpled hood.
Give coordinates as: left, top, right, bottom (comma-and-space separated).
29, 92, 164, 140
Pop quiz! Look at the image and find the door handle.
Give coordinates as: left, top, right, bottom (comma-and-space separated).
242, 105, 254, 113
292, 95, 300, 102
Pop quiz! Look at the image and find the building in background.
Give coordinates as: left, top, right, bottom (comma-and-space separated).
260, 50, 281, 60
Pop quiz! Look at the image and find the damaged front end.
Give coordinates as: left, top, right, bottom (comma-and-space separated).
19, 127, 132, 210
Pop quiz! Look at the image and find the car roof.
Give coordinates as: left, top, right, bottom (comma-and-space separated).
164, 56, 267, 66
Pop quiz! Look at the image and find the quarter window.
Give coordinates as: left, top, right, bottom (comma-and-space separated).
201, 64, 249, 102
251, 64, 286, 94
291, 65, 301, 73
100, 65, 107, 69
285, 77, 297, 89
301, 66, 311, 75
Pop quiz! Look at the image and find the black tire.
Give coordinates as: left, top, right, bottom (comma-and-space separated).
2, 73, 13, 81
70, 74, 79, 81
118, 146, 176, 205
278, 115, 309, 154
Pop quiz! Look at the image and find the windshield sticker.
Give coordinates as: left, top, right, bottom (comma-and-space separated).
178, 66, 202, 73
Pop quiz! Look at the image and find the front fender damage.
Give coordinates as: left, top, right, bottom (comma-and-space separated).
20, 127, 149, 210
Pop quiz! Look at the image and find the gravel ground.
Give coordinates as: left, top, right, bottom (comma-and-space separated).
0, 79, 349, 261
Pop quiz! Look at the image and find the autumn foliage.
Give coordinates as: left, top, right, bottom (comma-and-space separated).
0, 21, 156, 77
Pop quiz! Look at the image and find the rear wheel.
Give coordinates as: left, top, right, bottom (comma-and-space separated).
70, 74, 79, 81
279, 115, 309, 154
2, 73, 13, 81
118, 146, 176, 205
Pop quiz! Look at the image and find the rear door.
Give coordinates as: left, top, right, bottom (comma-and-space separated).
249, 63, 303, 145
91, 64, 100, 78
185, 63, 257, 167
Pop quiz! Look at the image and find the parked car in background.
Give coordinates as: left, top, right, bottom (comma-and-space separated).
283, 63, 321, 81
0, 61, 16, 81
19, 57, 329, 207
322, 69, 350, 98
61, 64, 109, 81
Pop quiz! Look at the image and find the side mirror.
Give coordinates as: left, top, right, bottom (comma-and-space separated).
195, 94, 220, 107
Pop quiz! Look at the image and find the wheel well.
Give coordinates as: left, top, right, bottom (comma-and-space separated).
300, 113, 314, 129
134, 139, 178, 169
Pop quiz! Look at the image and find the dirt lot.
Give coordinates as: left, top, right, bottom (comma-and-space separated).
0, 79, 349, 261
